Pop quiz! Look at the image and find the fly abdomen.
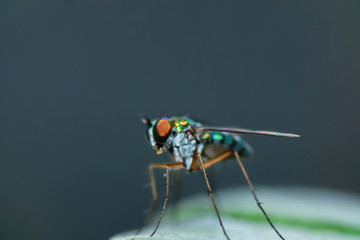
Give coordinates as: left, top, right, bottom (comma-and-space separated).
201, 132, 252, 157
231, 134, 252, 157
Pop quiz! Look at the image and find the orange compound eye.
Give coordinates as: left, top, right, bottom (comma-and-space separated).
153, 118, 172, 144
156, 119, 171, 137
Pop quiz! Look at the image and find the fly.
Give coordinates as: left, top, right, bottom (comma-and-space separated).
139, 115, 300, 240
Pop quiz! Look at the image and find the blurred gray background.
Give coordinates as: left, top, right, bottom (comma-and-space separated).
1, 1, 359, 240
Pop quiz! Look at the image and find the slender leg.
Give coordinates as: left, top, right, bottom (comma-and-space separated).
137, 163, 184, 235
197, 151, 232, 170
195, 150, 231, 240
233, 151, 286, 240
206, 164, 217, 195
150, 167, 169, 236
197, 151, 232, 195
136, 166, 157, 235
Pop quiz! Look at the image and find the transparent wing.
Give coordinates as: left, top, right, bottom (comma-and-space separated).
196, 127, 300, 137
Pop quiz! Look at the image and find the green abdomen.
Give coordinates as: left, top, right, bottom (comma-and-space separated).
201, 132, 252, 157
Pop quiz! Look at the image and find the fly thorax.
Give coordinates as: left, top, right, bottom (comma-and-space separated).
173, 133, 203, 169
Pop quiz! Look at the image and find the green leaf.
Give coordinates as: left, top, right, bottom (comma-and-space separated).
111, 187, 360, 240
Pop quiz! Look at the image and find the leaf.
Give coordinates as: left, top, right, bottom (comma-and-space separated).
111, 187, 360, 240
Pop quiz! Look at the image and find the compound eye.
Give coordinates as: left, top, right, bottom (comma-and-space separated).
153, 118, 171, 144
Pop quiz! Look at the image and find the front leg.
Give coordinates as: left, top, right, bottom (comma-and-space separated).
137, 163, 184, 236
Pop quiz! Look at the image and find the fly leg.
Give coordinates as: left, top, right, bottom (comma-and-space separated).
195, 150, 231, 240
137, 163, 184, 236
196, 151, 232, 170
150, 167, 169, 236
233, 151, 286, 240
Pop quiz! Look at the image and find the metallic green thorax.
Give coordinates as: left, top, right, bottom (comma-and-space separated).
169, 117, 196, 133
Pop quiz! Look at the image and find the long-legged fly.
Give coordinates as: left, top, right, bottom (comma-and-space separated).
139, 115, 300, 240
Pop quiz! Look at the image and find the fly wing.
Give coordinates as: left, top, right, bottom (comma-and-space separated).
196, 127, 300, 138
